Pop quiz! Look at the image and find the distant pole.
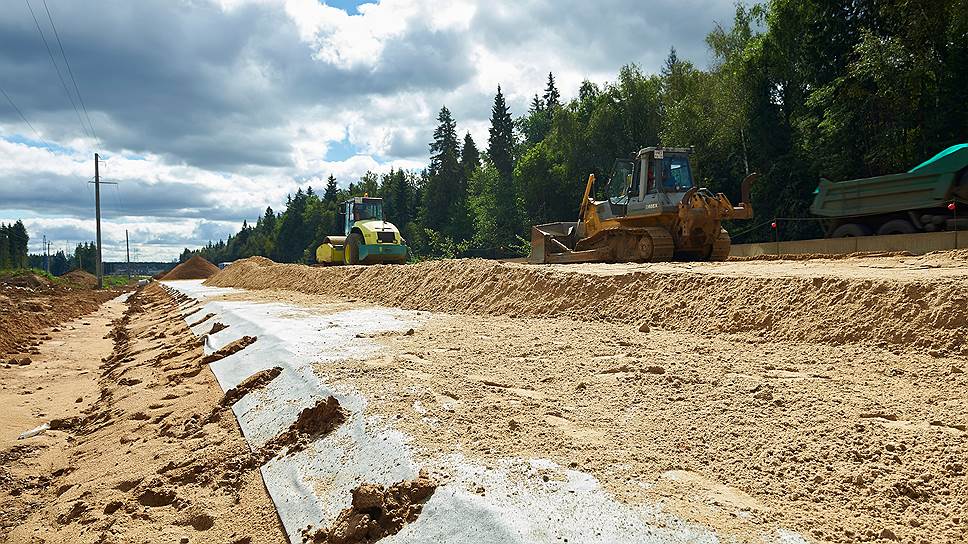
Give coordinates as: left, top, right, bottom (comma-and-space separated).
46, 241, 51, 274
43, 234, 48, 273
125, 229, 131, 279
94, 153, 103, 288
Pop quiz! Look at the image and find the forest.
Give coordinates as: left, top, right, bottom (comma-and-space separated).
183, 0, 967, 264
0, 221, 30, 269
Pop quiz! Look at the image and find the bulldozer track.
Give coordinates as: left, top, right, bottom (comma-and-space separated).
709, 229, 731, 261
576, 227, 675, 262
643, 227, 675, 262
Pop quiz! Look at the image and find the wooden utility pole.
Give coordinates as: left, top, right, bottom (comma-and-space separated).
94, 153, 103, 288
125, 229, 131, 279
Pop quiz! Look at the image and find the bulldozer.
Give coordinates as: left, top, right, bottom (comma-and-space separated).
316, 196, 408, 265
530, 147, 757, 264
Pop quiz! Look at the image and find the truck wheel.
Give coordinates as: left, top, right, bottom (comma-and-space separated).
877, 219, 916, 236
344, 232, 363, 265
830, 223, 872, 237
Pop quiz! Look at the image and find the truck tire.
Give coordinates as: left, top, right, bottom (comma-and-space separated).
877, 219, 916, 236
344, 232, 363, 265
831, 223, 872, 237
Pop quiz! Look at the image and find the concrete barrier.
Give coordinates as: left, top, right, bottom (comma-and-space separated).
730, 231, 968, 257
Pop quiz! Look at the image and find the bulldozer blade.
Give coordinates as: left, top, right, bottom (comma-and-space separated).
529, 222, 610, 264
544, 248, 610, 264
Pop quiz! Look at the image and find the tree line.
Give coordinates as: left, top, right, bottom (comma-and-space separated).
25, 242, 100, 276
0, 221, 29, 270
183, 0, 967, 264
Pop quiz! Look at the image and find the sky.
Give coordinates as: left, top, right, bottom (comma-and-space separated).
0, 0, 738, 261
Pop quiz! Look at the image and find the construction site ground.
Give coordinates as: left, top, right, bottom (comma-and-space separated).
2, 252, 966, 543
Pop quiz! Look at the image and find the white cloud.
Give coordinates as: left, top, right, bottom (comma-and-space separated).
0, 0, 735, 260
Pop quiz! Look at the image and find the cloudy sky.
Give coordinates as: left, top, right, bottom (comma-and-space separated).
0, 0, 736, 261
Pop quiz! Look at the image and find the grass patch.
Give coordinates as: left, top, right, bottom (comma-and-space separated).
0, 268, 63, 283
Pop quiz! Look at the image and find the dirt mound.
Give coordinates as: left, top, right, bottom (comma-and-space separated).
61, 269, 97, 288
0, 280, 121, 359
301, 471, 437, 544
260, 396, 347, 460
220, 366, 282, 407
163, 255, 220, 280
207, 256, 968, 355
1, 272, 52, 290
200, 335, 257, 365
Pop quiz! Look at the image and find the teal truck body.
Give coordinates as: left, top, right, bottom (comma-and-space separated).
810, 144, 968, 237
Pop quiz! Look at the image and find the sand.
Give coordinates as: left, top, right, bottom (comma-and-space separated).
207, 254, 968, 355
163, 255, 220, 280
0, 273, 121, 359
0, 284, 285, 543
200, 252, 968, 543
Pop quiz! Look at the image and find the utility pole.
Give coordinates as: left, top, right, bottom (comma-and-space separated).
125, 229, 131, 279
90, 153, 118, 289
43, 234, 48, 273
94, 153, 103, 288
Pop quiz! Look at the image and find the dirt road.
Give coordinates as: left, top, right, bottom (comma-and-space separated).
3, 252, 965, 544
0, 284, 284, 543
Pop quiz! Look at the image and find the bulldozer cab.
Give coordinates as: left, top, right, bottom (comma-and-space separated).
605, 148, 695, 216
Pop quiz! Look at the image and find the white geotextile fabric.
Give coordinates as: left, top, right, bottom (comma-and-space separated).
162, 280, 806, 544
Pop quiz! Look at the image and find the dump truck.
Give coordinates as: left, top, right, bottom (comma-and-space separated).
315, 196, 408, 265
530, 147, 757, 264
810, 144, 968, 237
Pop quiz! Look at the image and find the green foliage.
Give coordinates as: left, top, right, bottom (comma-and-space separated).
0, 221, 29, 269
185, 0, 966, 258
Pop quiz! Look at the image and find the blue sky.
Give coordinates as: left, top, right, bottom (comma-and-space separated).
0, 0, 738, 260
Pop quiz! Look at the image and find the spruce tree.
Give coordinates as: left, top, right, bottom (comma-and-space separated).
423, 106, 462, 233
324, 175, 339, 202
488, 86, 515, 183
543, 72, 561, 112
459, 132, 480, 185
486, 86, 521, 243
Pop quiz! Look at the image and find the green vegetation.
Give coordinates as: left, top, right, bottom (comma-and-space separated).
0, 268, 59, 282
183, 0, 968, 264
0, 221, 29, 269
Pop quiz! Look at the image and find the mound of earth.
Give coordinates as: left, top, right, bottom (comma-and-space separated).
0, 277, 122, 360
61, 269, 97, 288
163, 256, 220, 280
206, 254, 968, 356
0, 272, 52, 290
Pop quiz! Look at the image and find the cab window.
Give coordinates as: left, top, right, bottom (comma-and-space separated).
661, 156, 694, 191
353, 202, 383, 221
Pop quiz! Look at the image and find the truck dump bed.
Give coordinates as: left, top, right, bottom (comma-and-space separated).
810, 144, 968, 218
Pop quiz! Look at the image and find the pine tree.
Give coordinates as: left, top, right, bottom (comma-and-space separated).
324, 175, 339, 202
488, 86, 515, 182
486, 86, 521, 242
10, 220, 28, 269
423, 106, 462, 233
459, 132, 480, 184
0, 224, 9, 269
543, 72, 561, 112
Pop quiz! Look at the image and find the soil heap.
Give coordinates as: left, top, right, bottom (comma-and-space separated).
62, 269, 97, 288
206, 254, 968, 356
162, 255, 220, 280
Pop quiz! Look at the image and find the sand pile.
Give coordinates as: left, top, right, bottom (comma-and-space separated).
206, 255, 968, 355
62, 269, 97, 288
0, 276, 120, 359
163, 255, 220, 280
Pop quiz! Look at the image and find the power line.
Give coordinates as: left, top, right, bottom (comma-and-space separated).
0, 84, 52, 148
41, 0, 97, 145
24, 0, 90, 140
